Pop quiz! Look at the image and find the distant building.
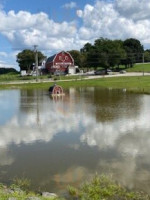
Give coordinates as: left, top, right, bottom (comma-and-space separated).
45, 51, 75, 75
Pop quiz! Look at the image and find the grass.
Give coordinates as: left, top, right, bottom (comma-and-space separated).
1, 176, 148, 200
1, 63, 150, 82
0, 75, 150, 94
0, 175, 149, 200
1, 66, 150, 94
0, 186, 62, 200
125, 63, 150, 72
68, 175, 150, 200
0, 73, 49, 82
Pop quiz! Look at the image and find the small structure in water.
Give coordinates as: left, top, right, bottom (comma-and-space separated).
49, 84, 65, 96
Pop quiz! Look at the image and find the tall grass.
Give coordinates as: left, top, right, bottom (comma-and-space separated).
68, 175, 149, 200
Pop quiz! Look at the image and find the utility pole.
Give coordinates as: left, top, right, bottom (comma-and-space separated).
34, 45, 38, 82
142, 53, 145, 63
142, 53, 144, 76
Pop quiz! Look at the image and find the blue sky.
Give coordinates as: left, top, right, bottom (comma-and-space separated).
3, 0, 84, 20
0, 0, 95, 69
0, 0, 150, 70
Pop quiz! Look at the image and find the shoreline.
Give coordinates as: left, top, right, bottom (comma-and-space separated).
0, 73, 150, 95
0, 175, 149, 200
0, 72, 150, 85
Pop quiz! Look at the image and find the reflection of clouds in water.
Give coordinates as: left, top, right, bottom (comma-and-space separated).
98, 153, 150, 193
0, 90, 19, 125
0, 90, 150, 193
0, 95, 150, 152
80, 117, 150, 151
0, 148, 14, 166
0, 109, 83, 147
53, 166, 88, 184
38, 166, 91, 191
98, 159, 137, 189
81, 96, 150, 152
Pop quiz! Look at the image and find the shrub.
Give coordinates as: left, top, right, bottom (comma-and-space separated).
68, 175, 149, 200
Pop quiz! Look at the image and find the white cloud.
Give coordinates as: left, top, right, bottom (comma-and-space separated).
63, 1, 77, 9
0, 10, 81, 51
0, 51, 7, 57
76, 10, 83, 18
0, 0, 150, 52
0, 60, 16, 68
115, 0, 150, 21
0, 51, 19, 69
76, 0, 150, 45
1, 0, 150, 68
0, 1, 150, 51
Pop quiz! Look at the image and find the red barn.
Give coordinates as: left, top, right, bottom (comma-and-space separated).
45, 51, 75, 75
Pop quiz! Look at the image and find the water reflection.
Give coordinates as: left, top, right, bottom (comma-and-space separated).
0, 88, 150, 194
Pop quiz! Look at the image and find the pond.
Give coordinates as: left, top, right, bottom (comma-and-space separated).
0, 87, 150, 194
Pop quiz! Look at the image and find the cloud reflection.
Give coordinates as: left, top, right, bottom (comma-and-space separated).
0, 148, 14, 166
0, 94, 150, 152
0, 89, 150, 193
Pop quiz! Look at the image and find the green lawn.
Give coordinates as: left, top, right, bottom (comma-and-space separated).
0, 75, 150, 94
0, 73, 48, 82
0, 73, 86, 82
126, 63, 150, 72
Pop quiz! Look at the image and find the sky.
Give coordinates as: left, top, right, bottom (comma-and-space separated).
0, 0, 150, 70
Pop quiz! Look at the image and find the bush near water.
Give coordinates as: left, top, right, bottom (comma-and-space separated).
0, 175, 149, 200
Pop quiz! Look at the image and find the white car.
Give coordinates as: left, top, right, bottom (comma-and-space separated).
86, 70, 95, 75
120, 70, 126, 74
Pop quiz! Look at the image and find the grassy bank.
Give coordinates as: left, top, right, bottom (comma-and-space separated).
126, 63, 150, 72
0, 175, 149, 200
0, 73, 85, 82
0, 75, 150, 94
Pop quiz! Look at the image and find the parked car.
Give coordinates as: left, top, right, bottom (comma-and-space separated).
94, 70, 106, 75
86, 70, 95, 75
120, 70, 126, 74
106, 69, 113, 75
54, 71, 66, 76
107, 69, 112, 72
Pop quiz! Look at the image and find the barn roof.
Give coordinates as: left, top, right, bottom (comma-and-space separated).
46, 54, 56, 63
46, 51, 74, 65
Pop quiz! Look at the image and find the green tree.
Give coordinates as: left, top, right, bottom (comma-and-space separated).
80, 42, 93, 53
123, 38, 144, 67
16, 49, 46, 72
81, 42, 99, 69
82, 38, 126, 70
95, 38, 126, 69
68, 50, 82, 67
144, 50, 150, 62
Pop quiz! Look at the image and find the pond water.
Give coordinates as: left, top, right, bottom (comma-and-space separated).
0, 88, 150, 194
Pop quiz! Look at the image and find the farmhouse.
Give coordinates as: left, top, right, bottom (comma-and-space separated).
45, 51, 75, 75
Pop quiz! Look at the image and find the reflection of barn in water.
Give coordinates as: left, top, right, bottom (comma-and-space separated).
49, 84, 65, 97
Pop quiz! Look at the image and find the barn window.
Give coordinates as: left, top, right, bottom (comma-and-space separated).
65, 56, 68, 60
59, 56, 62, 60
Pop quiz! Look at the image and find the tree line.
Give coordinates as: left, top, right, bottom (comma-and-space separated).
16, 38, 150, 72
68, 38, 145, 71
0, 68, 18, 74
